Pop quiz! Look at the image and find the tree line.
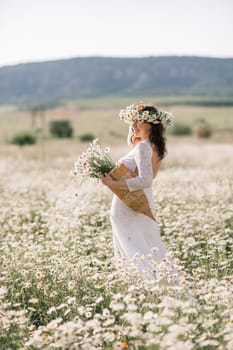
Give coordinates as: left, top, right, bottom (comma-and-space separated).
0, 56, 233, 106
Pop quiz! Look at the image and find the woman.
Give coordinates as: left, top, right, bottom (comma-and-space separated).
101, 103, 177, 282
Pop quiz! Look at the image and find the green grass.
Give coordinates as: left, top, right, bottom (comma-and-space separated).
0, 97, 233, 149
67, 96, 233, 109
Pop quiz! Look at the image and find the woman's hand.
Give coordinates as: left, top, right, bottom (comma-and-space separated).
100, 173, 114, 188
100, 173, 129, 191
132, 136, 141, 146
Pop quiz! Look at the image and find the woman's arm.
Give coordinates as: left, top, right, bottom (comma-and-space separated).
100, 173, 128, 190
101, 141, 153, 192
125, 141, 153, 192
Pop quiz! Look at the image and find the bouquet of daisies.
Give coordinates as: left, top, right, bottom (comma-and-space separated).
73, 139, 115, 179
73, 139, 155, 221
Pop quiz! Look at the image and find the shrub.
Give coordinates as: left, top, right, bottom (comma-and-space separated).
193, 119, 212, 138
109, 130, 123, 138
169, 122, 192, 136
49, 120, 73, 138
79, 133, 95, 142
11, 132, 37, 146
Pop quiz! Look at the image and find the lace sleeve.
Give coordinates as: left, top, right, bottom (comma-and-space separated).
125, 141, 153, 192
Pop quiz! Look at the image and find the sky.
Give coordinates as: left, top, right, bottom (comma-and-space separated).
0, 0, 233, 67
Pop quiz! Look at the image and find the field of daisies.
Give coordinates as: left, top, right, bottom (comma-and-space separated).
0, 140, 233, 350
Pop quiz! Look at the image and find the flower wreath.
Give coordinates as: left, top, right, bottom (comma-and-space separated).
119, 104, 173, 128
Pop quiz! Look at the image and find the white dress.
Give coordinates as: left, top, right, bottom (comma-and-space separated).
110, 139, 177, 282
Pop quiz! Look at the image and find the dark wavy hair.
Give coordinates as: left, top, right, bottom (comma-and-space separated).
137, 104, 167, 159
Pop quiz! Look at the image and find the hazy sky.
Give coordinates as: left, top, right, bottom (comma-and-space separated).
0, 0, 233, 67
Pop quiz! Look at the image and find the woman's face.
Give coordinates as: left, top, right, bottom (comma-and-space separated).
131, 121, 151, 140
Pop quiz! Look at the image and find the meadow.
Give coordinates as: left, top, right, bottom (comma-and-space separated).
0, 99, 233, 349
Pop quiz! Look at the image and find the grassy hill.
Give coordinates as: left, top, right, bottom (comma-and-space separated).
0, 56, 233, 106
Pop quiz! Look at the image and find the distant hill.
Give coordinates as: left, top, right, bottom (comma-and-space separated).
0, 56, 233, 106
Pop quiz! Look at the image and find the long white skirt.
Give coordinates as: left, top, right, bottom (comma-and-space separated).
110, 188, 179, 284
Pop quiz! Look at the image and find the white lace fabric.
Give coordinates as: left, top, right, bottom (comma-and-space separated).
124, 141, 153, 192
